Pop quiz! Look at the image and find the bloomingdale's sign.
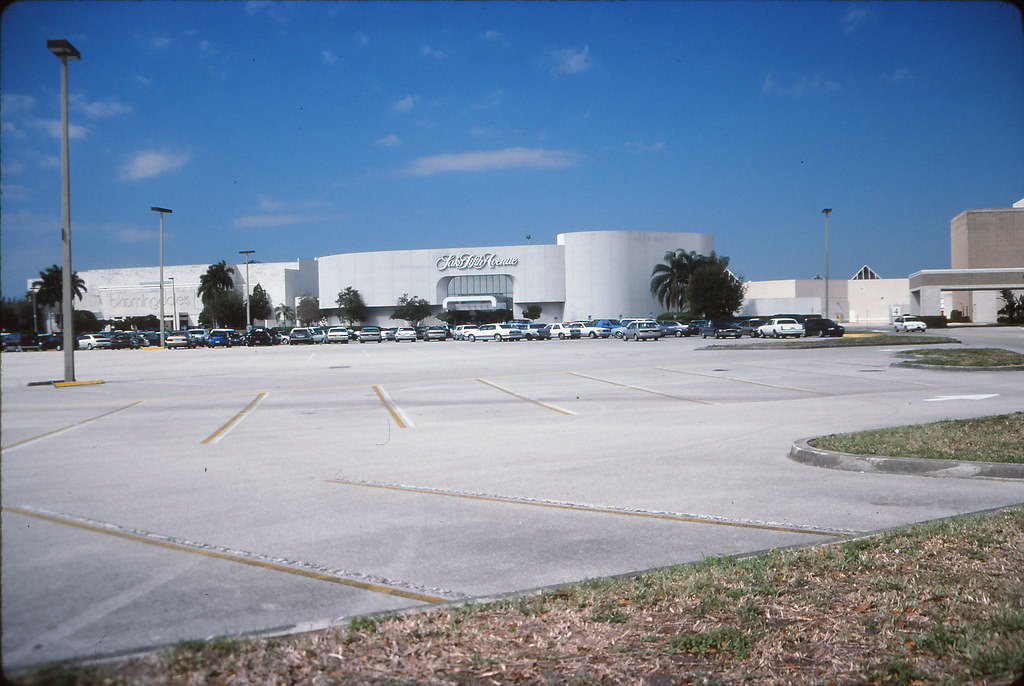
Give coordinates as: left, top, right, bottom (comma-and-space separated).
436, 253, 519, 272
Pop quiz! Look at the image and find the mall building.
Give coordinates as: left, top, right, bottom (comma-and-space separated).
62, 201, 1023, 329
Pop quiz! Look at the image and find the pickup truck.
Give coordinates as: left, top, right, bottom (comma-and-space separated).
757, 318, 805, 339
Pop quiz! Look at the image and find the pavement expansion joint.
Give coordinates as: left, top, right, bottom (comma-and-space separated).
326, 478, 859, 537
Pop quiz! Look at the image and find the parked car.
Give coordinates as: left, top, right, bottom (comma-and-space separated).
382, 327, 398, 341
358, 327, 383, 343
701, 320, 742, 339
229, 330, 246, 346
621, 320, 662, 341
188, 329, 209, 346
77, 333, 113, 350
757, 318, 805, 339
545, 323, 581, 340
577, 321, 613, 338
894, 315, 927, 332
326, 327, 351, 343
423, 326, 448, 341
520, 323, 550, 340
394, 327, 418, 342
207, 329, 233, 347
803, 318, 845, 337
735, 320, 764, 337
109, 332, 139, 349
309, 326, 327, 343
453, 324, 478, 341
288, 327, 314, 344
465, 323, 523, 342
37, 333, 64, 350
246, 328, 275, 346
165, 331, 194, 348
658, 320, 696, 337
590, 318, 622, 331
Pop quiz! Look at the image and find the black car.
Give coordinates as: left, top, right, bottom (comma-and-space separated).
246, 328, 275, 346
735, 319, 764, 337
109, 332, 138, 349
288, 328, 314, 344
803, 318, 845, 337
700, 320, 742, 339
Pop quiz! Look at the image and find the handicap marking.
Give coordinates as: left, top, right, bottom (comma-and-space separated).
923, 394, 999, 402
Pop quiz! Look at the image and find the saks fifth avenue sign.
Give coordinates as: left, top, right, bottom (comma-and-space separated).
436, 253, 519, 272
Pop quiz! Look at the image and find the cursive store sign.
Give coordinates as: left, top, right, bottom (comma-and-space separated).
436, 253, 519, 272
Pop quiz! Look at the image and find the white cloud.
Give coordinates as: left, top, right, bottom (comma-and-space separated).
151, 36, 173, 50
2, 93, 36, 113
116, 226, 157, 243
233, 214, 309, 228
887, 67, 915, 84
392, 95, 417, 113
258, 195, 285, 211
625, 141, 666, 154
118, 149, 190, 181
376, 134, 401, 147
763, 71, 840, 96
1, 183, 29, 202
72, 94, 133, 119
552, 45, 591, 77
420, 45, 447, 60
135, 75, 152, 87
404, 147, 578, 176
322, 49, 338, 65
32, 118, 89, 140
353, 32, 369, 47
842, 6, 871, 34
484, 30, 504, 42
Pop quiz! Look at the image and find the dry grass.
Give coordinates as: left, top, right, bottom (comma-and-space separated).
811, 413, 1024, 464
706, 334, 959, 350
22, 507, 1024, 686
896, 348, 1024, 367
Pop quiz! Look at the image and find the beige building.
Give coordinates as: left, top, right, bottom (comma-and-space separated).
742, 268, 911, 324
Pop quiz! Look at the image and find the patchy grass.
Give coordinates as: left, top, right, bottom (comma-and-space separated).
705, 334, 959, 350
810, 413, 1024, 464
16, 508, 1024, 685
896, 347, 1024, 367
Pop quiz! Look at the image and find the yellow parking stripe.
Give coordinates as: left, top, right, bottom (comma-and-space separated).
202, 392, 267, 444
0, 401, 143, 452
4, 507, 446, 604
655, 367, 827, 395
476, 378, 576, 416
372, 385, 412, 428
326, 479, 849, 538
568, 371, 712, 405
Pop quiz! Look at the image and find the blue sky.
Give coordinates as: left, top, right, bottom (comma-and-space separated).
2, 1, 1021, 298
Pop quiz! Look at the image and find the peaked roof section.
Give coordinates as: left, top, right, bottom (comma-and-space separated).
852, 265, 881, 280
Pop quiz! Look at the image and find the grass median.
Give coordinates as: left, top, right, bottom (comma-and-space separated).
896, 347, 1024, 368
704, 334, 959, 350
21, 505, 1024, 686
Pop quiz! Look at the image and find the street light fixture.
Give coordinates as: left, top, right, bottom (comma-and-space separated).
48, 39, 80, 382
239, 250, 255, 330
822, 208, 832, 320
151, 207, 173, 347
29, 285, 40, 334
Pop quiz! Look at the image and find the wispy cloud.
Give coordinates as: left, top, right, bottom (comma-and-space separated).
392, 95, 417, 113
2, 93, 36, 114
552, 45, 591, 77
762, 72, 840, 96
625, 141, 666, 154
420, 45, 448, 60
258, 195, 285, 211
842, 6, 870, 34
118, 149, 191, 181
115, 226, 157, 243
886, 67, 916, 84
404, 147, 578, 176
72, 94, 132, 119
322, 49, 338, 65
353, 32, 370, 47
32, 118, 89, 140
233, 214, 310, 228
376, 134, 401, 147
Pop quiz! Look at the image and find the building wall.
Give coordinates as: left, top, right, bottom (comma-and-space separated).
558, 230, 713, 321
951, 208, 1024, 269
743, 278, 911, 323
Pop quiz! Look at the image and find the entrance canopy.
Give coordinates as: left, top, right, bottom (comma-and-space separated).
442, 295, 499, 311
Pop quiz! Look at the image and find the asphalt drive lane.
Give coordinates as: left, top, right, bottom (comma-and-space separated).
3, 329, 1023, 672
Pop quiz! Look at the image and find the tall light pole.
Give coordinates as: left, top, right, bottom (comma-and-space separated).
151, 207, 173, 346
822, 208, 832, 320
48, 39, 80, 382
29, 285, 39, 334
239, 250, 255, 330
168, 277, 178, 330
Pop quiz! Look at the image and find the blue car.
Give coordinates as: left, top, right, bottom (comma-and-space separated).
207, 329, 233, 347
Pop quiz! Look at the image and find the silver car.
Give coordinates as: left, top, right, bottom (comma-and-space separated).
621, 320, 661, 341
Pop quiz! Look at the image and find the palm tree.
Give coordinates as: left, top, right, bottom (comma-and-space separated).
650, 249, 702, 312
32, 264, 86, 329
274, 303, 295, 325
196, 261, 235, 305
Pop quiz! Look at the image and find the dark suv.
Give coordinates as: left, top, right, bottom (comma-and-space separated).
802, 318, 845, 337
700, 320, 742, 339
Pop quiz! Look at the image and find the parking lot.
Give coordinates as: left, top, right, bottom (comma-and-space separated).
3, 328, 1024, 672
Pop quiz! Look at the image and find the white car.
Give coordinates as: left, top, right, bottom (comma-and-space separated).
326, 327, 351, 343
894, 315, 927, 332
394, 327, 418, 342
546, 323, 581, 339
465, 323, 523, 342
576, 322, 612, 338
757, 318, 805, 339
453, 325, 478, 341
309, 326, 327, 343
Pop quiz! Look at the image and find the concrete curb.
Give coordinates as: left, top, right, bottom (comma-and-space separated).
789, 438, 1024, 480
890, 361, 1024, 372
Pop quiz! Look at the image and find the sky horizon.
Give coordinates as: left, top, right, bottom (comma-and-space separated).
2, 1, 1022, 298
